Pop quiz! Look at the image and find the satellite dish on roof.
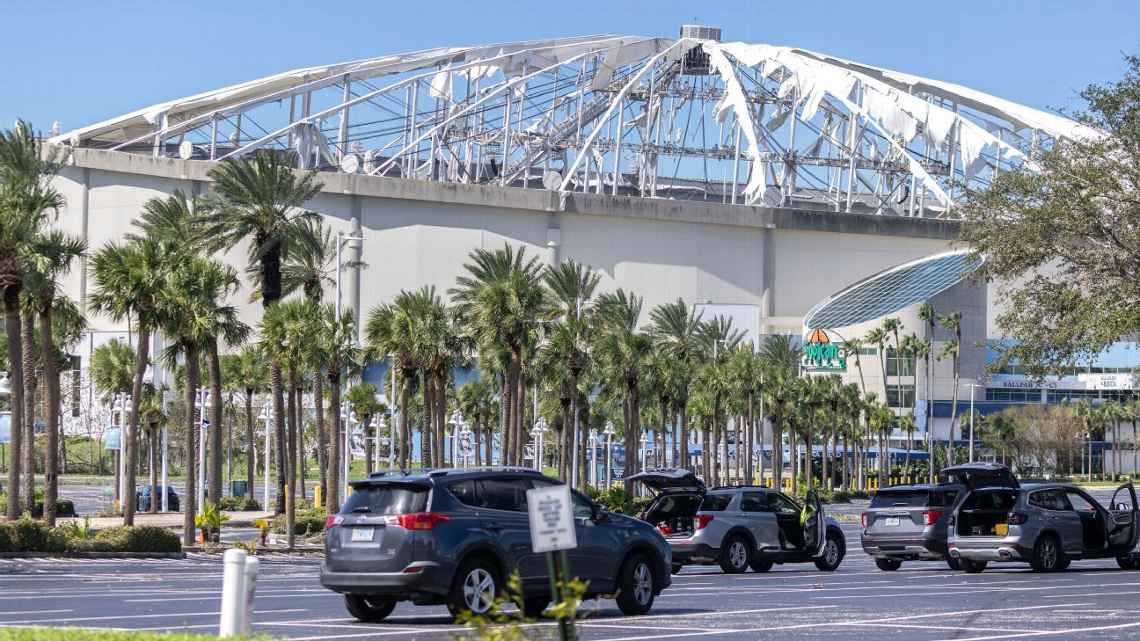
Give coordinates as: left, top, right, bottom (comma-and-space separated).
542, 170, 562, 191
178, 140, 194, 160
340, 153, 362, 174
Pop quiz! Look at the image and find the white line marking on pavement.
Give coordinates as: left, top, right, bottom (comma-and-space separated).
927, 620, 1140, 641
0, 610, 75, 617
0, 608, 306, 625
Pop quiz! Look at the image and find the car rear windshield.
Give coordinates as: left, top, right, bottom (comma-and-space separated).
870, 489, 930, 508
340, 484, 428, 515
699, 493, 733, 511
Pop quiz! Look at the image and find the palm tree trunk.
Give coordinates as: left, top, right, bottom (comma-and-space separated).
21, 307, 37, 515
399, 370, 412, 469
149, 421, 159, 513
434, 372, 446, 469
207, 340, 224, 508
510, 353, 523, 466
420, 371, 432, 467
314, 376, 329, 511
244, 389, 255, 507
183, 344, 200, 547
270, 360, 287, 515
40, 303, 61, 527
329, 372, 343, 512
680, 403, 690, 471
949, 366, 960, 466
297, 385, 306, 500
286, 366, 299, 548
498, 374, 510, 467
4, 285, 25, 519
364, 416, 374, 476
121, 324, 151, 526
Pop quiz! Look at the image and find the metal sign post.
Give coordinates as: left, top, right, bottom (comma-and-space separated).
526, 484, 578, 641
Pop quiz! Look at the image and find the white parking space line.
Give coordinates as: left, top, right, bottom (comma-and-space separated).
290, 631, 460, 641
0, 608, 306, 625
927, 620, 1140, 641
844, 622, 1037, 633
0, 610, 75, 617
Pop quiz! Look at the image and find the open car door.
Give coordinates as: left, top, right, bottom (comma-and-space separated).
1107, 481, 1139, 552
802, 489, 826, 557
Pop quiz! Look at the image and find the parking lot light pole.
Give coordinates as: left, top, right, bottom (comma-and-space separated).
968, 383, 984, 462
604, 422, 615, 488
259, 404, 272, 510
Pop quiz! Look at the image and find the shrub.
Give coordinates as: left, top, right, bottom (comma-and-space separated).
6, 515, 67, 553
31, 500, 77, 518
0, 523, 14, 552
586, 486, 635, 514
272, 508, 327, 536
92, 525, 182, 553
218, 496, 261, 511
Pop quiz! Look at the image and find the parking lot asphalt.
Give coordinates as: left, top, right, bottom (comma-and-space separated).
3, 522, 1140, 641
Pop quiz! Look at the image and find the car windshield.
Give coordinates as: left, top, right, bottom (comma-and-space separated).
699, 493, 733, 511
340, 484, 428, 515
871, 489, 930, 508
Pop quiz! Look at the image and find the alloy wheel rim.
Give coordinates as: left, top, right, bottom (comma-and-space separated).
463, 568, 495, 613
633, 562, 652, 604
730, 541, 748, 568
825, 540, 839, 566
1042, 540, 1057, 568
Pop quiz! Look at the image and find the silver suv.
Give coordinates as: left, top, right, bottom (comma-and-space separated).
946, 468, 1139, 573
860, 480, 966, 571
631, 469, 845, 574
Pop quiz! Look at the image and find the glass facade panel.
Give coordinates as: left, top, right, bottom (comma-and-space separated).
986, 388, 1042, 403
886, 385, 916, 408
886, 348, 916, 377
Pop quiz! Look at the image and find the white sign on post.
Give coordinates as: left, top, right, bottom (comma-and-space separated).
526, 484, 577, 553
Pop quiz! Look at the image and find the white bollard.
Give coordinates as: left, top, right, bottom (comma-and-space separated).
219, 549, 248, 637
241, 555, 261, 635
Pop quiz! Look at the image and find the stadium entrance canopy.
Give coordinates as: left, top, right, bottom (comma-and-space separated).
803, 249, 983, 330
54, 26, 1098, 219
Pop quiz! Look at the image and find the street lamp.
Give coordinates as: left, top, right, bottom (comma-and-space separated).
450, 411, 465, 468
967, 383, 985, 462
588, 428, 598, 487
111, 393, 130, 510
531, 417, 547, 471
342, 410, 356, 502
603, 422, 616, 488
196, 388, 211, 515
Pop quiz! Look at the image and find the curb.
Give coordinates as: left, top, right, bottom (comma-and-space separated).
0, 551, 186, 559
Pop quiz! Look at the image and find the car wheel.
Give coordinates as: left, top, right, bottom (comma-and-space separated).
719, 536, 751, 574
615, 552, 656, 615
749, 558, 773, 573
874, 558, 902, 572
1117, 556, 1138, 570
671, 563, 684, 575
522, 596, 548, 619
959, 558, 987, 573
1030, 534, 1065, 573
946, 557, 961, 571
813, 531, 845, 571
447, 558, 499, 619
344, 594, 396, 622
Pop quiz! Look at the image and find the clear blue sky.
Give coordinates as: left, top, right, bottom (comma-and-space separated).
4, 0, 1138, 131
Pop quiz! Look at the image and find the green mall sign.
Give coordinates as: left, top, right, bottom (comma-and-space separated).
802, 328, 846, 371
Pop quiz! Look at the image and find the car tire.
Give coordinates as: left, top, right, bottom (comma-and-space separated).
749, 558, 773, 573
522, 596, 548, 619
615, 552, 656, 615
1030, 534, 1065, 573
959, 558, 987, 573
1117, 556, 1138, 570
874, 558, 902, 572
813, 531, 845, 571
344, 594, 396, 622
447, 558, 500, 619
719, 535, 751, 574
946, 557, 961, 571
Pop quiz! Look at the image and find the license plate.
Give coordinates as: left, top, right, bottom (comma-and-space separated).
884, 517, 901, 527
994, 523, 1008, 536
350, 527, 374, 542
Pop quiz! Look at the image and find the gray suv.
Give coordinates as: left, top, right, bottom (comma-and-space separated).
947, 468, 1139, 573
860, 480, 966, 571
321, 468, 672, 621
631, 469, 845, 574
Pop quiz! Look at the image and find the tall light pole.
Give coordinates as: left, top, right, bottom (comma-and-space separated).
197, 388, 210, 515
589, 428, 598, 486
604, 422, 615, 488
342, 410, 355, 502
967, 383, 984, 462
532, 417, 547, 471
259, 403, 272, 510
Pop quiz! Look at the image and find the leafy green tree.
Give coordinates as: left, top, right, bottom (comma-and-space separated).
346, 383, 385, 475
0, 121, 65, 519
648, 300, 704, 471
321, 303, 361, 512
593, 290, 650, 493
960, 55, 1140, 376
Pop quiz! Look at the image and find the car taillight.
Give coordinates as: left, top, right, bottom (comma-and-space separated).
922, 510, 943, 526
658, 522, 673, 535
695, 515, 714, 530
1008, 512, 1028, 525
395, 512, 451, 530
325, 515, 344, 529
861, 512, 870, 528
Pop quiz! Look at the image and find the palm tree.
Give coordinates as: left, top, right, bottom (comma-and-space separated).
450, 244, 547, 466
543, 261, 599, 482
202, 150, 322, 514
234, 344, 267, 504
204, 287, 250, 510
918, 303, 938, 482
456, 375, 497, 467
594, 290, 651, 493
939, 312, 963, 465
24, 230, 86, 525
346, 383, 385, 475
649, 300, 704, 471
366, 291, 425, 469
0, 121, 65, 519
321, 303, 361, 512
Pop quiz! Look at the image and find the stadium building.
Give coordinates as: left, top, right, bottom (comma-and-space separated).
37, 26, 1130, 466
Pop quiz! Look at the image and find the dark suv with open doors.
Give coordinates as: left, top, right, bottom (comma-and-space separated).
630, 468, 844, 574
947, 466, 1139, 573
320, 467, 672, 622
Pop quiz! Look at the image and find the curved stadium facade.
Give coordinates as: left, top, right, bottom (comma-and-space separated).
44, 26, 1128, 468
